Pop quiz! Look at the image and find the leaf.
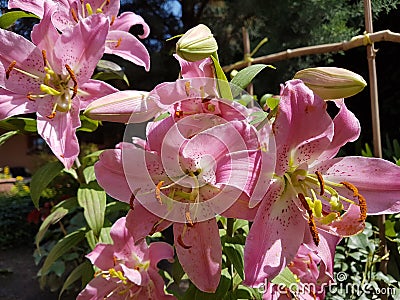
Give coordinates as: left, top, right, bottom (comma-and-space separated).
210, 55, 233, 100
30, 161, 65, 208
172, 258, 185, 285
0, 117, 37, 133
39, 229, 86, 285
59, 260, 93, 300
154, 112, 171, 122
78, 114, 99, 132
99, 227, 112, 244
224, 243, 245, 280
83, 165, 96, 183
0, 130, 18, 146
85, 229, 98, 250
271, 267, 298, 290
94, 59, 129, 85
0, 11, 40, 29
77, 182, 106, 236
230, 64, 275, 98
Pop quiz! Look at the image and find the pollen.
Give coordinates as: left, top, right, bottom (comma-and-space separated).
129, 193, 135, 210
315, 171, 325, 196
65, 64, 78, 99
340, 181, 359, 197
6, 60, 16, 79
357, 194, 367, 222
46, 111, 56, 119
110, 15, 116, 26
185, 211, 194, 227
177, 234, 192, 249
41, 50, 48, 67
71, 8, 79, 23
298, 193, 320, 246
155, 181, 164, 204
175, 110, 184, 118
185, 81, 191, 96
26, 93, 35, 101
115, 38, 122, 48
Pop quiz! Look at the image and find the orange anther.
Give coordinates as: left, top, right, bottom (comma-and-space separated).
65, 64, 78, 99
315, 171, 325, 196
6, 61, 16, 79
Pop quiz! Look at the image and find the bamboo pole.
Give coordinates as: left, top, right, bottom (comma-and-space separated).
223, 30, 400, 72
242, 27, 253, 95
363, 2, 387, 299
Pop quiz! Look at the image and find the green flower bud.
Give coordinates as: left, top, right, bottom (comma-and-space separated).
176, 24, 218, 62
294, 67, 367, 100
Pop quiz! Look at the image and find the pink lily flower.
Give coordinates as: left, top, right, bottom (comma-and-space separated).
0, 5, 117, 168
84, 55, 216, 124
77, 217, 175, 300
263, 231, 340, 300
94, 95, 275, 292
244, 79, 400, 286
8, 0, 150, 70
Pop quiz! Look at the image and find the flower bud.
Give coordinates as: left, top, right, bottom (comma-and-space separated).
294, 67, 367, 100
176, 24, 218, 62
84, 90, 160, 123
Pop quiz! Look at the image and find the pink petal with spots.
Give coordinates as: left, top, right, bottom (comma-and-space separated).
36, 101, 80, 169
78, 79, 119, 109
312, 156, 400, 214
105, 30, 150, 71
147, 241, 175, 268
56, 13, 109, 83
273, 80, 334, 175
111, 12, 150, 39
8, 0, 46, 17
0, 28, 43, 94
244, 181, 307, 286
0, 88, 36, 119
126, 203, 172, 242
174, 219, 222, 292
316, 99, 361, 162
329, 204, 365, 236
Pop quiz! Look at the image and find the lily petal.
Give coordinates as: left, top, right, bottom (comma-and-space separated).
105, 30, 150, 71
244, 181, 306, 286
313, 156, 400, 214
0, 88, 35, 119
174, 219, 222, 292
111, 11, 150, 39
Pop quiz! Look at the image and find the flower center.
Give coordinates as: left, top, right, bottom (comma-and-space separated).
6, 50, 78, 119
284, 167, 367, 245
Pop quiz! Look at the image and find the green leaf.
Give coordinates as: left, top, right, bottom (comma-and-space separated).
232, 219, 249, 233
230, 64, 274, 98
105, 200, 130, 216
83, 165, 96, 183
210, 55, 233, 100
172, 258, 185, 285
361, 143, 373, 157
85, 229, 98, 250
99, 227, 112, 244
39, 229, 86, 285
271, 267, 299, 290
78, 114, 99, 132
154, 112, 171, 122
36, 206, 69, 248
249, 111, 268, 126
77, 182, 106, 236
59, 260, 93, 300
30, 161, 65, 208
224, 243, 244, 280
94, 60, 130, 85
234, 286, 262, 300
0, 130, 18, 146
0, 117, 37, 133
0, 11, 40, 29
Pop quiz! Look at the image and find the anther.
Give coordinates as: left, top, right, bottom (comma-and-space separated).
71, 8, 79, 23
42, 50, 48, 67
340, 181, 359, 197
308, 214, 320, 246
298, 193, 312, 215
110, 15, 116, 26
155, 181, 164, 204
357, 194, 367, 222
26, 93, 35, 101
185, 211, 194, 227
177, 234, 192, 249
185, 81, 191, 96
47, 112, 56, 119
115, 38, 122, 48
315, 171, 325, 196
129, 193, 135, 210
6, 61, 16, 79
175, 110, 184, 118
65, 64, 78, 99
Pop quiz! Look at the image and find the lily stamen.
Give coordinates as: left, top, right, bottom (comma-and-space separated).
110, 15, 116, 26
155, 181, 164, 204
177, 234, 192, 249
5, 61, 16, 79
41, 50, 48, 67
65, 64, 78, 99
315, 171, 325, 196
71, 8, 79, 22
